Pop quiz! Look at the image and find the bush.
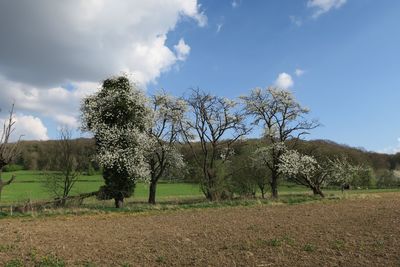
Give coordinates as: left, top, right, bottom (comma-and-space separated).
350, 166, 376, 188
2, 164, 24, 172
376, 170, 400, 188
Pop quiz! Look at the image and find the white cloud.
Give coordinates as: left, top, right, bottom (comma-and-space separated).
0, 114, 49, 141
174, 38, 191, 61
380, 137, 400, 154
0, 75, 99, 130
289, 16, 302, 27
216, 23, 223, 33
232, 0, 240, 8
307, 0, 347, 18
295, 68, 305, 77
275, 73, 294, 89
0, 0, 206, 139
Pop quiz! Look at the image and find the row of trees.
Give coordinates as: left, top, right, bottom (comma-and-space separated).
79, 75, 374, 207
0, 75, 392, 206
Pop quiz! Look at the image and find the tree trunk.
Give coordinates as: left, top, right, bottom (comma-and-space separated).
260, 187, 265, 199
114, 197, 124, 208
312, 186, 325, 198
148, 180, 157, 204
0, 175, 15, 201
270, 172, 278, 199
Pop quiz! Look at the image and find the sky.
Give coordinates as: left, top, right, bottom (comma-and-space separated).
0, 0, 399, 153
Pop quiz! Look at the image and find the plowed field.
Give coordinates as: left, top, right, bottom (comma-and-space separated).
1, 193, 399, 266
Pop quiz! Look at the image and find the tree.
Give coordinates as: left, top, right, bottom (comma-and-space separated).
43, 127, 80, 206
278, 150, 365, 197
241, 87, 319, 198
0, 104, 20, 201
180, 89, 249, 201
146, 92, 186, 204
278, 149, 328, 197
229, 143, 269, 198
81, 76, 152, 208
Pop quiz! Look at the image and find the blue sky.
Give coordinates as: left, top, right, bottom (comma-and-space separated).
0, 0, 399, 153
152, 0, 400, 153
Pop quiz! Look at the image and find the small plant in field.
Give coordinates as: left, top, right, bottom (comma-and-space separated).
281, 235, 295, 246
374, 239, 385, 248
0, 244, 15, 252
5, 259, 23, 267
331, 239, 345, 250
155, 256, 166, 264
81, 262, 96, 267
35, 255, 65, 267
303, 243, 316, 252
267, 238, 282, 247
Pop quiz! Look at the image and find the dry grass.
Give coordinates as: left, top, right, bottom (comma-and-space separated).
0, 192, 399, 266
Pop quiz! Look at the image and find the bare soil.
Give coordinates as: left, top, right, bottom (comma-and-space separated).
1, 193, 399, 266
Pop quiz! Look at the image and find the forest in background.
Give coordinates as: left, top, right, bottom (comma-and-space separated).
8, 137, 400, 189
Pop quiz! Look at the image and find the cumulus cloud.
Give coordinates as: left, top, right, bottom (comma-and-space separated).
174, 39, 191, 61
307, 0, 347, 18
275, 73, 294, 89
0, 114, 49, 141
295, 68, 305, 77
0, 75, 99, 129
0, 0, 206, 139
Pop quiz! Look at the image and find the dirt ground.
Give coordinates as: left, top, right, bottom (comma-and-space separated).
0, 193, 399, 266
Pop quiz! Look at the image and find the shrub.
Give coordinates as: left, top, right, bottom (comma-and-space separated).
3, 164, 24, 172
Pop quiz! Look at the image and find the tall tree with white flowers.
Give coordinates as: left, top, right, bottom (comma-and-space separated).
241, 87, 319, 198
146, 92, 186, 204
81, 76, 152, 208
180, 89, 249, 201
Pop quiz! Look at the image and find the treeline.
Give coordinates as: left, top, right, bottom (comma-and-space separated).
10, 137, 400, 185
11, 138, 98, 174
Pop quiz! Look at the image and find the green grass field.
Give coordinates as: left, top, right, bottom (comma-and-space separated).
0, 171, 203, 203
1, 170, 399, 204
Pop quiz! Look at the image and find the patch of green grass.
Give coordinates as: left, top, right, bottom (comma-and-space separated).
155, 256, 166, 264
257, 236, 295, 248
266, 238, 282, 247
0, 244, 15, 252
331, 239, 345, 250
374, 239, 385, 248
0, 171, 202, 203
281, 235, 295, 246
4, 259, 23, 267
303, 243, 316, 252
35, 255, 65, 267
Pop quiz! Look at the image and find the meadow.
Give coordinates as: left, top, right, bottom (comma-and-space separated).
1, 170, 398, 205
0, 171, 204, 203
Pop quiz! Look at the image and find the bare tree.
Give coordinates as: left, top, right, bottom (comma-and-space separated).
147, 92, 186, 204
0, 104, 20, 200
180, 89, 249, 201
43, 127, 80, 206
241, 87, 319, 198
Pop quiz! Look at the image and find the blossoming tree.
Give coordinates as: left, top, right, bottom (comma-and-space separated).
278, 150, 364, 197
146, 92, 186, 204
81, 76, 152, 208
180, 89, 249, 201
241, 87, 319, 198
